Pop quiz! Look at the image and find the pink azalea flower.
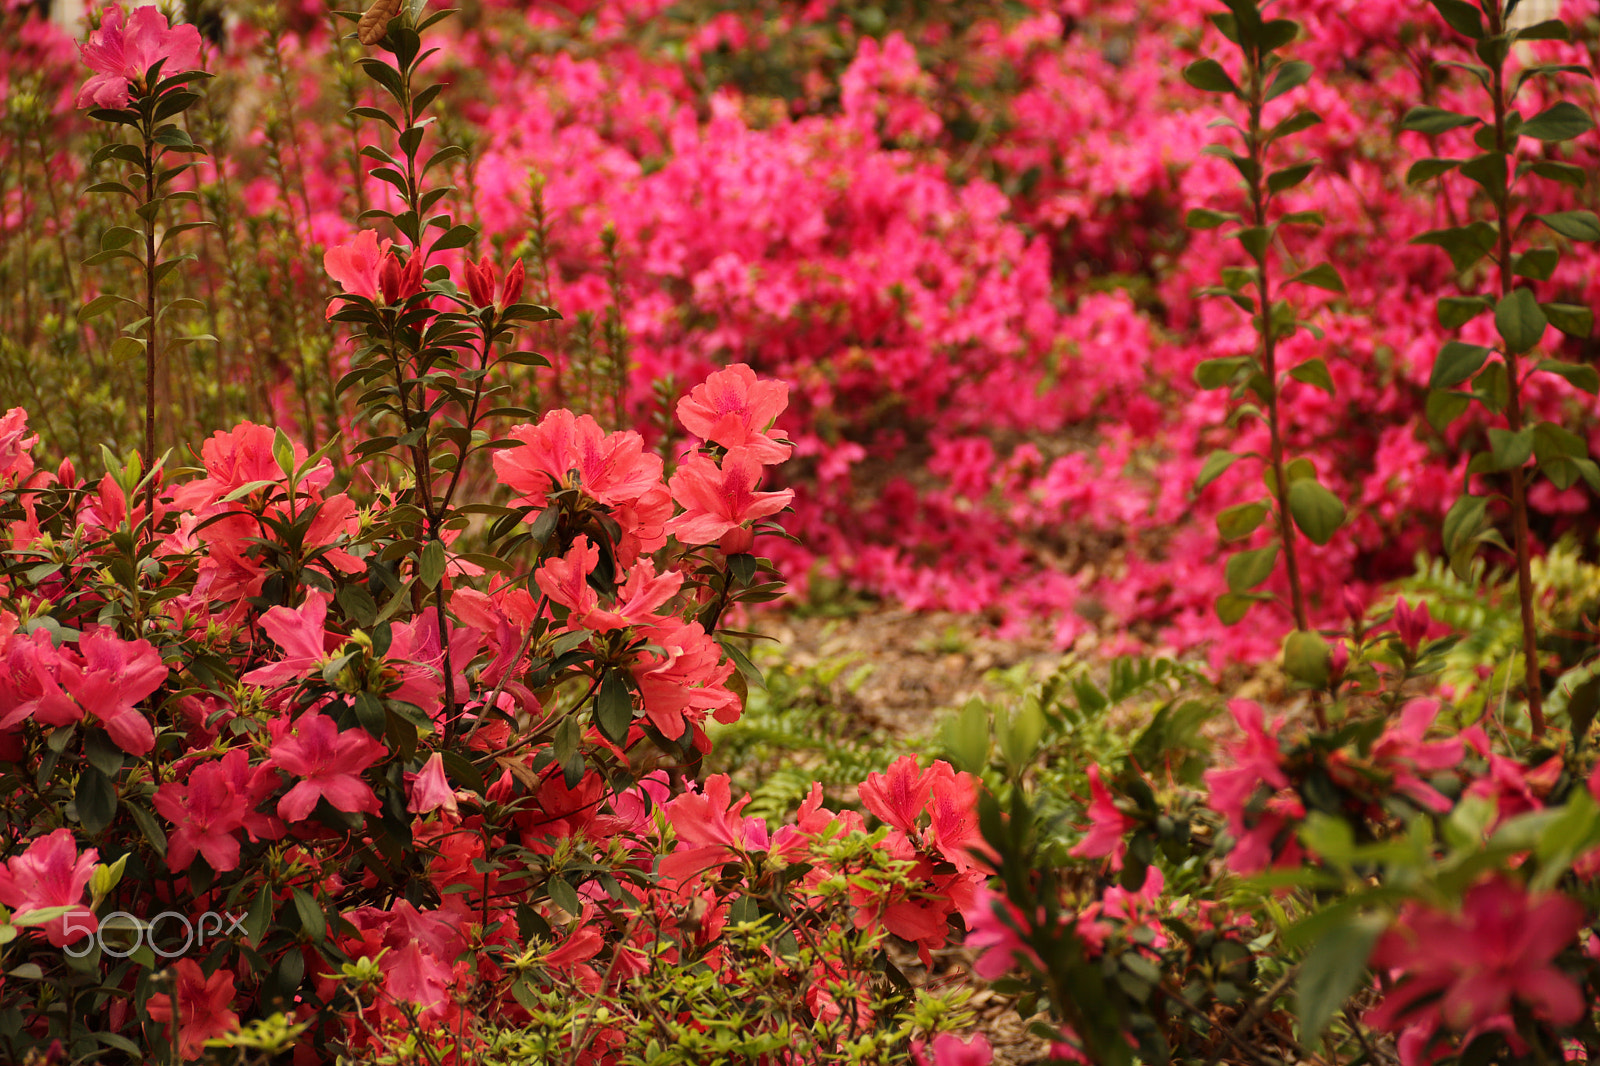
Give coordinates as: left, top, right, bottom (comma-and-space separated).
0, 829, 99, 947
0, 628, 80, 732
153, 750, 278, 872
144, 958, 239, 1061
915, 1032, 994, 1066
267, 712, 386, 821
1368, 877, 1585, 1037
579, 557, 683, 632
77, 5, 203, 110
676, 363, 792, 463
58, 627, 166, 755
241, 591, 335, 687
1069, 764, 1137, 869
664, 451, 794, 545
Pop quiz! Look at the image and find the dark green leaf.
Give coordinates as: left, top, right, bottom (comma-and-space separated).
1183, 58, 1239, 95
1536, 358, 1599, 393
1288, 479, 1344, 545
1538, 210, 1600, 242
1542, 303, 1593, 339
1400, 106, 1480, 134
1430, 342, 1493, 389
1430, 0, 1483, 37
1289, 263, 1345, 294
1406, 158, 1461, 184
1519, 101, 1593, 142
1495, 288, 1547, 354
594, 669, 635, 745
1265, 60, 1313, 102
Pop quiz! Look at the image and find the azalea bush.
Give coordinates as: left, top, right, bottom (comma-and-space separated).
0, 5, 991, 1063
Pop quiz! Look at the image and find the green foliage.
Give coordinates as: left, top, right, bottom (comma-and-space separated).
1395, 539, 1600, 738
705, 647, 906, 822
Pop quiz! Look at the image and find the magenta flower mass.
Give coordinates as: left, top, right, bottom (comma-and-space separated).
3, 0, 1600, 1062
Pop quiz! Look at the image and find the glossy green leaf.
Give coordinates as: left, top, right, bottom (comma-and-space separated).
1495, 288, 1546, 354
1429, 341, 1493, 389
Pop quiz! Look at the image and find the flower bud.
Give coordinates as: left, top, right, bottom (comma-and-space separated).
1341, 586, 1367, 632
1328, 640, 1349, 685
56, 457, 76, 487
379, 252, 423, 304
1394, 597, 1430, 651
464, 256, 497, 308
502, 258, 525, 307
719, 526, 754, 556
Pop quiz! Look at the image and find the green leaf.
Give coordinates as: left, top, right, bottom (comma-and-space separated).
594, 669, 634, 745
291, 888, 326, 943
1216, 501, 1270, 542
1430, 0, 1484, 37
1437, 295, 1491, 328
1183, 58, 1239, 95
1529, 160, 1588, 190
429, 224, 477, 253
1400, 105, 1480, 134
1430, 342, 1493, 389
1412, 222, 1497, 272
1538, 210, 1600, 242
1225, 545, 1279, 593
1495, 288, 1547, 354
1289, 263, 1345, 294
1289, 358, 1335, 395
1215, 592, 1262, 625
1282, 630, 1330, 687
1185, 208, 1236, 230
1297, 912, 1386, 1048
1265, 60, 1313, 101
1426, 389, 1472, 431
1406, 157, 1461, 184
1268, 111, 1322, 141
1458, 152, 1507, 197
1196, 450, 1242, 491
78, 293, 128, 323
1542, 303, 1593, 339
76, 768, 118, 835
1536, 358, 1599, 393
1195, 357, 1251, 390
1487, 426, 1534, 471
418, 539, 447, 589
1511, 248, 1558, 281
1288, 479, 1344, 545
1519, 101, 1594, 142
1517, 19, 1572, 41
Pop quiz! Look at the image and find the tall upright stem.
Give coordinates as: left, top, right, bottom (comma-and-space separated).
1245, 42, 1310, 638
1487, 5, 1544, 736
143, 121, 159, 519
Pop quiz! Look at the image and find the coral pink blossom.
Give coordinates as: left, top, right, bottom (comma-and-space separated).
58, 627, 167, 755
144, 959, 239, 1061
154, 750, 279, 872
664, 451, 794, 545
494, 410, 664, 511
267, 712, 386, 821
77, 5, 203, 109
323, 230, 392, 317
0, 829, 99, 947
1367, 877, 1585, 1037
676, 363, 792, 462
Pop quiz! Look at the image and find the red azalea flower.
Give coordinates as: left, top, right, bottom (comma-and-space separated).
145, 959, 239, 1061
